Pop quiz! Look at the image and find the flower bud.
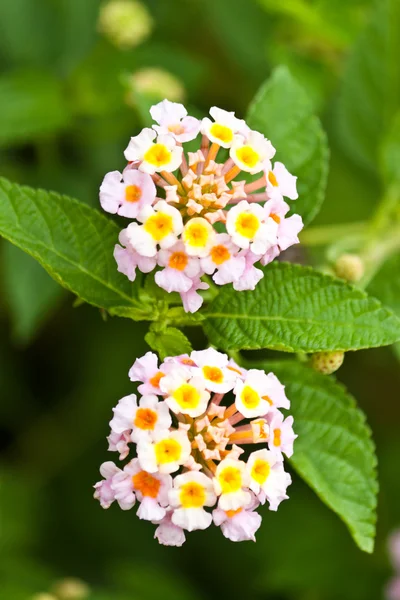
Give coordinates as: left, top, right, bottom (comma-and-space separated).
31, 595, 57, 600
310, 351, 344, 375
98, 0, 152, 49
51, 578, 90, 600
126, 68, 186, 105
334, 253, 364, 283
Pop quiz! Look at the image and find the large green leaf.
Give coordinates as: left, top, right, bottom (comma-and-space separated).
337, 0, 400, 171
2, 243, 64, 344
0, 178, 148, 320
0, 71, 69, 147
204, 262, 400, 352
267, 360, 378, 553
246, 66, 329, 225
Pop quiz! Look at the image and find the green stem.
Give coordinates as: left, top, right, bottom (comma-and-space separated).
300, 221, 366, 246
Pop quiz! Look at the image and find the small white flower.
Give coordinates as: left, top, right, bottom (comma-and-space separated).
169, 471, 216, 531
266, 161, 298, 200
155, 242, 202, 293
201, 107, 247, 148
150, 99, 200, 143
160, 368, 210, 417
200, 233, 245, 286
230, 130, 275, 174
182, 217, 216, 257
137, 428, 191, 474
213, 458, 251, 511
109, 393, 171, 444
234, 369, 275, 418
125, 200, 183, 257
124, 128, 183, 174
247, 449, 291, 511
190, 347, 238, 393
100, 167, 156, 218
226, 200, 278, 255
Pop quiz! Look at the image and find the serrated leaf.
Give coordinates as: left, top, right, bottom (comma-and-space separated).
0, 71, 69, 147
145, 326, 192, 360
246, 66, 329, 225
337, 0, 400, 171
0, 178, 149, 320
204, 262, 400, 352
266, 360, 378, 553
2, 243, 64, 344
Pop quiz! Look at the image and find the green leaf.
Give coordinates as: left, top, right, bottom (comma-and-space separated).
204, 262, 400, 352
367, 253, 400, 316
246, 65, 329, 225
145, 326, 192, 360
0, 177, 149, 320
2, 243, 64, 344
269, 360, 378, 553
0, 71, 70, 147
337, 0, 400, 171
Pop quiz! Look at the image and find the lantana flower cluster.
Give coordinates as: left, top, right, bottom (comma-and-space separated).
94, 348, 296, 545
99, 100, 303, 312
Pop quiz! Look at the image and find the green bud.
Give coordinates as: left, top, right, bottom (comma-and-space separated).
334, 253, 364, 283
127, 68, 186, 105
98, 0, 153, 49
310, 351, 344, 375
31, 595, 57, 600
52, 578, 90, 600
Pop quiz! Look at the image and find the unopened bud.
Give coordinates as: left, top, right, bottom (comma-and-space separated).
98, 0, 152, 49
334, 253, 364, 283
52, 578, 90, 600
127, 68, 186, 105
310, 351, 344, 375
32, 594, 57, 600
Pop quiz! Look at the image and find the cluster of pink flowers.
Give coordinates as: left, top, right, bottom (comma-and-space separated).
99, 100, 303, 312
94, 348, 296, 545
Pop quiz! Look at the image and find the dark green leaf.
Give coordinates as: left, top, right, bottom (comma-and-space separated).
204, 262, 400, 352
0, 178, 149, 320
269, 360, 378, 553
246, 66, 329, 225
145, 326, 192, 360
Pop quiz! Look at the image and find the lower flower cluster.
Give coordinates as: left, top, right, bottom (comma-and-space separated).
94, 348, 296, 545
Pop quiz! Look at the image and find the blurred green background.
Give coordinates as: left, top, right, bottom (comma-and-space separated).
1, 0, 400, 599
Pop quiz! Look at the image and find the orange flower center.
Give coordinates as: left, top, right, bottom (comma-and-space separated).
168, 251, 188, 271
210, 244, 231, 265
132, 470, 161, 498
202, 365, 224, 384
134, 407, 158, 430
149, 371, 164, 388
125, 184, 142, 203
270, 213, 281, 224
268, 171, 278, 186
273, 428, 282, 447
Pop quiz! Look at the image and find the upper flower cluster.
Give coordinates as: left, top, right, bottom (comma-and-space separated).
99, 100, 303, 312
94, 348, 296, 545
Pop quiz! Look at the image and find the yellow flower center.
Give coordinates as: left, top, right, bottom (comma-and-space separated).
202, 365, 224, 384
210, 244, 231, 265
235, 213, 260, 239
241, 385, 260, 409
132, 470, 161, 498
155, 439, 182, 464
218, 466, 242, 493
183, 221, 210, 248
180, 481, 206, 508
144, 213, 173, 241
235, 146, 260, 168
168, 251, 188, 271
143, 143, 172, 167
251, 459, 271, 485
209, 123, 234, 144
273, 428, 282, 447
268, 171, 278, 186
173, 384, 201, 410
125, 184, 142, 203
134, 407, 158, 430
149, 371, 164, 388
